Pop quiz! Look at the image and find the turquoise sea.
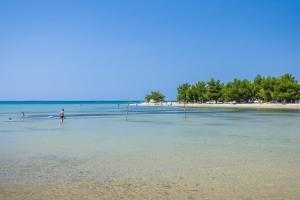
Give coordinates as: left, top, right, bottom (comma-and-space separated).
0, 101, 300, 199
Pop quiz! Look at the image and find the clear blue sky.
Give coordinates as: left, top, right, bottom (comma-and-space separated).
0, 0, 299, 100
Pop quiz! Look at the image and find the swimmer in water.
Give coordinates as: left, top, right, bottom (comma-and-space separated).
59, 109, 65, 123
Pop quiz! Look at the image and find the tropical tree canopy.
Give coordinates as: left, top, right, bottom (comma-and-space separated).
177, 83, 191, 103
176, 74, 300, 103
145, 91, 165, 102
223, 79, 253, 103
206, 79, 223, 103
272, 74, 300, 103
189, 81, 207, 103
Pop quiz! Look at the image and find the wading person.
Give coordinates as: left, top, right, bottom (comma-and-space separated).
21, 112, 25, 119
59, 109, 65, 123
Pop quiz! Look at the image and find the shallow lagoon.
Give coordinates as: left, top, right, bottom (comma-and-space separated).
0, 102, 300, 199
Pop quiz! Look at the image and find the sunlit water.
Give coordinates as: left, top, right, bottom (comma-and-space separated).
0, 101, 300, 199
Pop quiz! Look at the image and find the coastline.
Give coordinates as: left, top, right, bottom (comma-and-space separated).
130, 102, 300, 110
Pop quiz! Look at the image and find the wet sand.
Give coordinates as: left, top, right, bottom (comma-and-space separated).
1, 175, 300, 200
1, 150, 300, 200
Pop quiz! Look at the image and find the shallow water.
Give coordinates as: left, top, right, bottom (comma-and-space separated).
0, 102, 300, 199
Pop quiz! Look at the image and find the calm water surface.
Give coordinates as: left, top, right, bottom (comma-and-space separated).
0, 101, 300, 199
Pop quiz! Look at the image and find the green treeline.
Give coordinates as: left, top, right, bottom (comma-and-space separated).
177, 74, 300, 104
145, 91, 165, 102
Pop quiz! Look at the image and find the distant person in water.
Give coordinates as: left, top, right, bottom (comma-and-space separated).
21, 112, 25, 119
60, 109, 65, 123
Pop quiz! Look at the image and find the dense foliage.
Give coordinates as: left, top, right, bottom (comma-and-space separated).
177, 74, 300, 103
177, 83, 191, 104
145, 91, 165, 102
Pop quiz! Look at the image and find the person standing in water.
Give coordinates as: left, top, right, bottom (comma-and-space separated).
60, 109, 65, 123
21, 112, 25, 119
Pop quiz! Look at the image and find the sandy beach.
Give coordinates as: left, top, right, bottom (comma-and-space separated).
131, 102, 300, 110
1, 0, 300, 199
1, 175, 300, 200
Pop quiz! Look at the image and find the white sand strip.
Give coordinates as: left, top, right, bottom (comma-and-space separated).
130, 102, 300, 110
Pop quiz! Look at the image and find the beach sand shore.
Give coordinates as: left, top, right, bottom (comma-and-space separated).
1, 176, 300, 200
130, 102, 300, 110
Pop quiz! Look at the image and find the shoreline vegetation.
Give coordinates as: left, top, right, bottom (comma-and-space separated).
139, 74, 300, 110
130, 102, 300, 110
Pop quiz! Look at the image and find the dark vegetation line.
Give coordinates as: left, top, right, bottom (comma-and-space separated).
145, 74, 300, 104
